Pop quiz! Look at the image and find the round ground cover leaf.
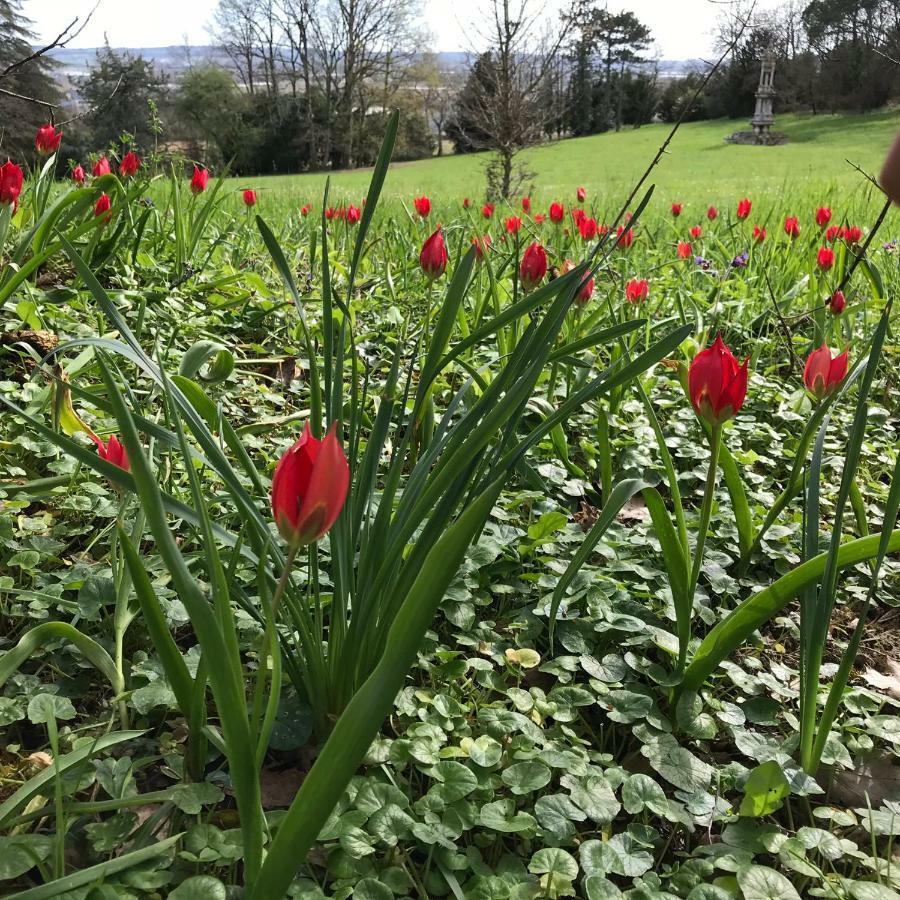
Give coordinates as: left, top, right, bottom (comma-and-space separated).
848, 883, 900, 900
583, 874, 624, 899
739, 760, 790, 817
27, 693, 76, 723
480, 799, 538, 833
622, 774, 667, 815
564, 774, 621, 823
534, 793, 587, 840
469, 734, 503, 768
171, 782, 224, 815
737, 865, 802, 900
429, 760, 478, 802
367, 804, 414, 845
529, 847, 578, 882
353, 878, 394, 900
169, 876, 227, 899
605, 690, 653, 724
0, 835, 53, 881
502, 761, 552, 795
641, 733, 714, 793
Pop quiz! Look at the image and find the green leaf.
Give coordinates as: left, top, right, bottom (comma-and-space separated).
171, 782, 225, 815
0, 835, 53, 881
429, 761, 479, 802
468, 734, 503, 768
564, 774, 620, 824
480, 799, 538, 833
27, 694, 76, 724
736, 865, 802, 900
528, 848, 579, 880
169, 876, 228, 900
501, 761, 552, 796
739, 760, 790, 817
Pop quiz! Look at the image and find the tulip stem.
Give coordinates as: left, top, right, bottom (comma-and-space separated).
684, 424, 722, 671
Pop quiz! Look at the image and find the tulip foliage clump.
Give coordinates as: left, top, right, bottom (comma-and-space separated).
0, 113, 898, 898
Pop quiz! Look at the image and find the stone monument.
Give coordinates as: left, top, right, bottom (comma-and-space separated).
726, 49, 788, 146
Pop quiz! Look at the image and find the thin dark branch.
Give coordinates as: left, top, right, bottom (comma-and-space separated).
0, 86, 58, 109
763, 268, 800, 379
56, 74, 124, 127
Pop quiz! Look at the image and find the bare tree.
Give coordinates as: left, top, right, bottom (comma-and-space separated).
453, 0, 565, 199
411, 53, 463, 156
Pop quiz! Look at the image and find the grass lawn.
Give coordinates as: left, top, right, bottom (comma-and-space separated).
231, 109, 900, 207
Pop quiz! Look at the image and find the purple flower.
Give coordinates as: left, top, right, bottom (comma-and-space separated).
731, 251, 749, 268
694, 255, 711, 270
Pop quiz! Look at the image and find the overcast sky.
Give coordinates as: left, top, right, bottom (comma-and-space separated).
24, 0, 729, 60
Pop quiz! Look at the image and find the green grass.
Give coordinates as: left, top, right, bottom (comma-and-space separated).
231, 110, 900, 208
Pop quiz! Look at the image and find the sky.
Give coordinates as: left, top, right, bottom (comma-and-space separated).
24, 0, 726, 60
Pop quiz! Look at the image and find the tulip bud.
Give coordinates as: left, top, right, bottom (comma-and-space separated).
504, 216, 522, 234
35, 123, 62, 155
690, 225, 702, 239
549, 202, 564, 223
271, 422, 349, 547
752, 225, 766, 243
463, 197, 470, 208
671, 202, 682, 217
243, 189, 257, 207
472, 234, 491, 261
521, 196, 531, 213
0, 161, 24, 207
482, 202, 494, 219
519, 242, 547, 292
677, 240, 692, 258
825, 225, 839, 242
616, 226, 634, 248
92, 156, 111, 177
707, 206, 718, 220
804, 343, 848, 400
578, 217, 598, 241
301, 203, 311, 216
90, 433, 130, 471
736, 198, 752, 220
576, 186, 586, 202
119, 151, 141, 178
815, 206, 832, 227
413, 195, 431, 217
817, 247, 834, 270
688, 334, 748, 426
420, 227, 448, 280
72, 165, 86, 185
94, 192, 112, 221
190, 165, 209, 194
829, 290, 846, 316
784, 216, 800, 239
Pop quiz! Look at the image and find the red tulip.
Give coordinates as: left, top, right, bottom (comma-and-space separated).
90, 433, 130, 471
300, 203, 312, 216
519, 242, 547, 292
243, 189, 257, 207
324, 206, 335, 220
578, 216, 598, 241
844, 225, 862, 244
576, 186, 586, 202
616, 226, 634, 249
625, 278, 649, 304
829, 290, 846, 316
463, 197, 471, 208
825, 225, 839, 242
482, 202, 494, 219
571, 208, 585, 225
472, 234, 491, 261
815, 206, 832, 227
689, 225, 702, 239
817, 247, 834, 270
92, 156, 111, 177
346, 205, 361, 224
271, 422, 349, 547
707, 205, 718, 221
0, 161, 24, 207
190, 165, 209, 194
736, 198, 752, 220
413, 195, 431, 217
420, 227, 448, 280
784, 216, 800, 239
533, 213, 545, 225
677, 240, 692, 259
752, 225, 766, 243
549, 202, 564, 223
504, 215, 522, 234
671, 202, 682, 217
804, 344, 848, 400
71, 165, 86, 185
35, 123, 62, 155
119, 151, 140, 178
94, 192, 112, 221
688, 334, 748, 426
521, 196, 531, 213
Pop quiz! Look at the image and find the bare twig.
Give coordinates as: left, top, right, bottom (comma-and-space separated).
763, 268, 800, 379
0, 86, 57, 110
0, 3, 99, 82
56, 74, 124, 127
845, 159, 887, 195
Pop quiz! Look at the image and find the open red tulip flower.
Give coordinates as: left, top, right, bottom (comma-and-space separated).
420, 227, 448, 280
35, 123, 62, 155
625, 278, 649, 304
271, 422, 349, 548
688, 334, 748, 426
90, 433, 130, 472
119, 151, 141, 178
804, 344, 848, 400
677, 240, 692, 259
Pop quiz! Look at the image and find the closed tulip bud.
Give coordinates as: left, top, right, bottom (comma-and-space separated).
92, 156, 111, 177
90, 433, 130, 471
736, 198, 752, 220
549, 202, 564, 223
243, 189, 257, 207
625, 278, 649, 304
690, 225, 702, 239
817, 246, 834, 270
845, 225, 862, 244
688, 334, 748, 426
346, 205, 361, 224
0, 160, 24, 207
825, 225, 839, 242
519, 242, 547, 292
752, 225, 766, 243
707, 205, 718, 220
482, 202, 494, 219
35, 123, 62, 155
671, 202, 682, 217
829, 290, 846, 316
804, 343, 848, 400
576, 186, 586, 202
463, 197, 470, 208
300, 203, 311, 216
420, 227, 448, 280
94, 192, 112, 221
521, 196, 531, 213
271, 422, 349, 547
677, 240, 692, 258
504, 215, 522, 234
784, 216, 800, 239
578, 216, 598, 240
119, 151, 140, 178
815, 206, 832, 227
190, 165, 209, 194
413, 195, 431, 217
71, 165, 86, 185
324, 206, 335, 220
472, 234, 491, 261
616, 225, 634, 248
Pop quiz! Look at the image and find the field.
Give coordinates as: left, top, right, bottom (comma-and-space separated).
235, 110, 900, 205
1, 112, 900, 899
